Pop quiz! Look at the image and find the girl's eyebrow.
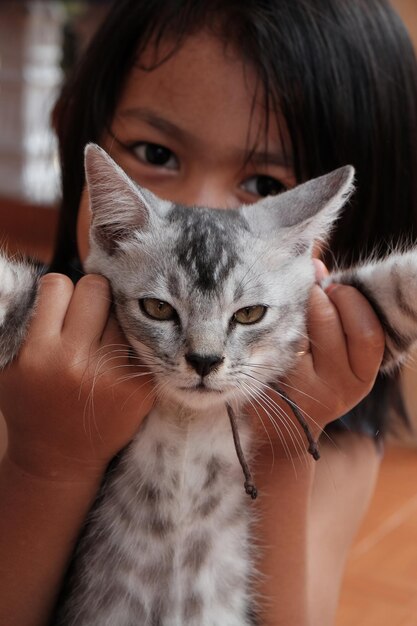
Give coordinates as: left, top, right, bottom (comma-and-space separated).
247, 149, 293, 168
118, 107, 197, 145
118, 106, 292, 167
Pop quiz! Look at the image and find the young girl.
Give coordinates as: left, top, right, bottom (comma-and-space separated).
1, 1, 416, 624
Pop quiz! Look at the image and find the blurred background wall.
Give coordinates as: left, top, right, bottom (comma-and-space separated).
394, 0, 417, 40
0, 0, 109, 261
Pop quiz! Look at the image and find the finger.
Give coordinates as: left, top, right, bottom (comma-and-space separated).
100, 317, 153, 383
307, 285, 350, 375
26, 273, 74, 337
312, 258, 329, 282
99, 315, 155, 402
100, 314, 130, 351
325, 284, 385, 382
62, 274, 112, 342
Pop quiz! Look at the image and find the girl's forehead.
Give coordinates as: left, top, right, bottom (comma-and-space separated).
112, 31, 289, 159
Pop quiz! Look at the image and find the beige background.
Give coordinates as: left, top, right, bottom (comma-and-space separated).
393, 0, 417, 43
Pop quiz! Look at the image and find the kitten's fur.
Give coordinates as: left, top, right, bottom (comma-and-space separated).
1, 144, 416, 625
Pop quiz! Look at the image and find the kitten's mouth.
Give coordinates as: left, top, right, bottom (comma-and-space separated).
179, 381, 223, 394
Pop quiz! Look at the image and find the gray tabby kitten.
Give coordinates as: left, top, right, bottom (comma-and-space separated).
1, 144, 416, 626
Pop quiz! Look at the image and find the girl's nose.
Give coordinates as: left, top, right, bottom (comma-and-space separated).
172, 180, 237, 210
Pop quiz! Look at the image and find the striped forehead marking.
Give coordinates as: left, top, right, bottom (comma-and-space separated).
169, 205, 246, 292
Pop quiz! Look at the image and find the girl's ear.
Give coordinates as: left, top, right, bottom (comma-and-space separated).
241, 165, 355, 251
84, 143, 155, 255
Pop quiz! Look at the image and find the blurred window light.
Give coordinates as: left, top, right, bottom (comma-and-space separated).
0, 1, 109, 205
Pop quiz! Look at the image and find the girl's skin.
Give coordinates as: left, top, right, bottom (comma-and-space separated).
0, 32, 385, 626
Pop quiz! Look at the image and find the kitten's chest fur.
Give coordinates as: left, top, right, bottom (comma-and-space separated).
56, 405, 255, 626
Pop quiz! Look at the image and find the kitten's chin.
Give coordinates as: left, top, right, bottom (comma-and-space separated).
165, 385, 238, 412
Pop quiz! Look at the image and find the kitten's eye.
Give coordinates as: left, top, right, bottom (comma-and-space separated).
233, 305, 267, 325
132, 143, 179, 170
241, 175, 286, 197
140, 298, 177, 321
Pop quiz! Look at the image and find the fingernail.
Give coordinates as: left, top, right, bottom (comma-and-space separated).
324, 282, 339, 296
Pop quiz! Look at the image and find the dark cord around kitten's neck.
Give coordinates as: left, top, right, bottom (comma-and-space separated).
226, 393, 320, 499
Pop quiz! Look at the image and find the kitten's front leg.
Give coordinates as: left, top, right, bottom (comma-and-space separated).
325, 250, 417, 373
0, 253, 42, 369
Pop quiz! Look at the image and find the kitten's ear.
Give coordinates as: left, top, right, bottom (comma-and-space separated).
242, 166, 354, 249
84, 143, 156, 254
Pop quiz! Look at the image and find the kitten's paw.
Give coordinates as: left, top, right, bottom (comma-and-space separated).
0, 254, 40, 369
0, 257, 20, 325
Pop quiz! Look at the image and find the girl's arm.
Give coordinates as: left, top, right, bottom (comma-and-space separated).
253, 282, 385, 626
0, 274, 154, 626
0, 456, 102, 626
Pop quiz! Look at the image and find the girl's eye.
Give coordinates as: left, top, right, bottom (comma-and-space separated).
132, 143, 179, 170
233, 305, 267, 325
140, 298, 177, 321
242, 175, 286, 197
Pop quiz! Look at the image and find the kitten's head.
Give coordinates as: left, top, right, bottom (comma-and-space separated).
84, 143, 353, 411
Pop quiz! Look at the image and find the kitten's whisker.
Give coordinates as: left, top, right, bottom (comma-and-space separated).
80, 351, 155, 395
115, 371, 158, 383
245, 372, 332, 450
272, 378, 337, 447
235, 382, 289, 469
90, 356, 141, 374
233, 383, 276, 462
94, 343, 134, 353
82, 391, 99, 447
268, 381, 326, 438
239, 379, 301, 466
90, 343, 161, 370
239, 362, 325, 407
271, 377, 329, 409
82, 364, 105, 436
240, 373, 308, 456
80, 345, 147, 437
239, 374, 323, 460
119, 377, 157, 412
268, 384, 321, 460
109, 362, 151, 368
153, 378, 172, 404
252, 387, 308, 466
82, 356, 110, 443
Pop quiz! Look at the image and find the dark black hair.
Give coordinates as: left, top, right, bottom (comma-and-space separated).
51, 0, 417, 434
51, 0, 417, 273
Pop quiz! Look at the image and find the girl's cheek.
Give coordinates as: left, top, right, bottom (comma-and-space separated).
77, 186, 92, 264
312, 241, 324, 259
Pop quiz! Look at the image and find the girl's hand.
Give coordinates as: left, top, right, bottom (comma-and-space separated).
250, 260, 386, 458
0, 274, 155, 482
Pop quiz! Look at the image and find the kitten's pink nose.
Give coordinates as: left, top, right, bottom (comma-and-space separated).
185, 353, 224, 377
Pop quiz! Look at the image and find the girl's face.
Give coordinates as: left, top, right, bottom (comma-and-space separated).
77, 30, 296, 261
